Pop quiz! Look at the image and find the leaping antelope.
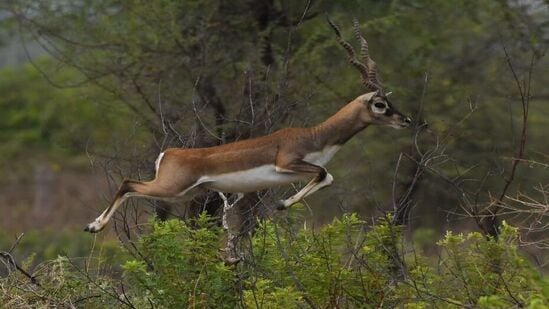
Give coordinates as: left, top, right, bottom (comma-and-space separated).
84, 19, 412, 234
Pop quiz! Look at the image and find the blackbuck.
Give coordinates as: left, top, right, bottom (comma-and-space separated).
84, 19, 412, 234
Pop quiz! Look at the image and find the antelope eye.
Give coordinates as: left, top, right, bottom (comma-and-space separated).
374, 102, 386, 109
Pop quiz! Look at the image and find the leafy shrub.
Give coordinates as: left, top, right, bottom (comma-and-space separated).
122, 214, 237, 308
1, 213, 547, 308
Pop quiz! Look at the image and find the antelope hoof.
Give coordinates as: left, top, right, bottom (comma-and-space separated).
84, 220, 104, 233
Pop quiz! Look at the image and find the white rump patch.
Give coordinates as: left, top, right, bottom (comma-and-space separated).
155, 152, 165, 176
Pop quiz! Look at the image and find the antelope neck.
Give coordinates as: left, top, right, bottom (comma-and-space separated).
312, 101, 369, 147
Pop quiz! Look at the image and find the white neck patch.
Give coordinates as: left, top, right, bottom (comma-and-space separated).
303, 145, 341, 167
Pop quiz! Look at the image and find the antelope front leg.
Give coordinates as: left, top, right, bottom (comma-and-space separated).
275, 158, 334, 210
279, 172, 334, 209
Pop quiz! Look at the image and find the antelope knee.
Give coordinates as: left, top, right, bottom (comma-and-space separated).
325, 173, 334, 185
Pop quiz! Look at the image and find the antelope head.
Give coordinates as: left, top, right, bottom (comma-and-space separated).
329, 18, 412, 129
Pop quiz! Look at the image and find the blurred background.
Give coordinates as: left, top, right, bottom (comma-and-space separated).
0, 0, 547, 268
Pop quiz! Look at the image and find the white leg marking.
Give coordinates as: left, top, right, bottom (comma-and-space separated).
280, 173, 334, 208
85, 192, 134, 232
301, 173, 333, 198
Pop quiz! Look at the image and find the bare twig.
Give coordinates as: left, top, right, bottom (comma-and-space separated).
0, 234, 41, 287
480, 48, 536, 238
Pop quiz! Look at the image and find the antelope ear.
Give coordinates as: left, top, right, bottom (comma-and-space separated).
366, 90, 380, 103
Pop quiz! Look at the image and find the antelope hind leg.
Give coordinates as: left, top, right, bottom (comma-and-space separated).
85, 178, 203, 233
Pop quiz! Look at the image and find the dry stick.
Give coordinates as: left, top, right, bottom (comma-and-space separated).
65, 257, 137, 309
111, 210, 151, 271
0, 256, 39, 286
191, 76, 224, 142
482, 49, 534, 238
131, 75, 159, 117
0, 252, 39, 286
73, 294, 103, 305
392, 125, 436, 228
497, 49, 532, 204
0, 234, 41, 287
392, 71, 431, 226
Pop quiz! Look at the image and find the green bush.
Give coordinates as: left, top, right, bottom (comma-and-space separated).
1, 213, 547, 308
122, 214, 237, 308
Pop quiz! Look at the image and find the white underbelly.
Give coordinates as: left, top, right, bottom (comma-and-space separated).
201, 165, 307, 193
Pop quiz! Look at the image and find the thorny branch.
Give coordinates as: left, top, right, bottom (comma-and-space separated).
480, 48, 536, 239
0, 234, 40, 287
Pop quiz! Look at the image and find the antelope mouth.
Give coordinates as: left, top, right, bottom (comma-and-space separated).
398, 117, 412, 128
391, 121, 411, 129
